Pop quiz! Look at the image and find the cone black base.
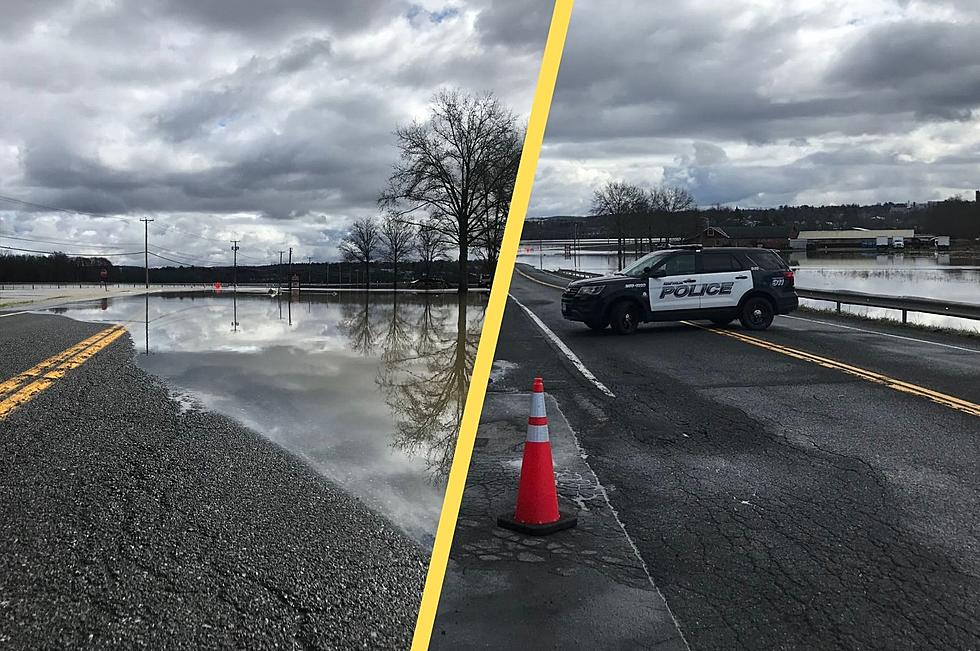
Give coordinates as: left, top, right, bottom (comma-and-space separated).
497, 512, 578, 536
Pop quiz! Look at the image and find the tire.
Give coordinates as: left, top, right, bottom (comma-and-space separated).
585, 319, 607, 331
739, 296, 775, 330
609, 301, 640, 335
710, 317, 735, 327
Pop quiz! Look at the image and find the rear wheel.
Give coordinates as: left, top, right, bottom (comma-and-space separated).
609, 301, 640, 335
710, 317, 735, 327
739, 296, 774, 330
585, 318, 607, 331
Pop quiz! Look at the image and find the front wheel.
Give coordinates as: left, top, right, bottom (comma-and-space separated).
585, 318, 608, 331
739, 297, 774, 330
609, 301, 640, 335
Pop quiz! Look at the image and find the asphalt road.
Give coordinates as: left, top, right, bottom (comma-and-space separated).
490, 265, 980, 650
0, 312, 425, 648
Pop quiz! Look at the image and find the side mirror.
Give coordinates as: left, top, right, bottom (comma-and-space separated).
648, 268, 666, 278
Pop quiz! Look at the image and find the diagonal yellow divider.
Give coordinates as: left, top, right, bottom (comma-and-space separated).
0, 325, 126, 420
0, 325, 123, 399
687, 322, 980, 418
409, 2, 574, 648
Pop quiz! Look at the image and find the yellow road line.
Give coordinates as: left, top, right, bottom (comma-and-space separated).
0, 325, 126, 420
687, 322, 980, 417
0, 325, 123, 399
409, 2, 575, 649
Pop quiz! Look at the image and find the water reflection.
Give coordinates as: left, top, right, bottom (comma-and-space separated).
43, 291, 485, 547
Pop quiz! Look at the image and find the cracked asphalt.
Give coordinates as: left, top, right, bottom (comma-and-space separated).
0, 313, 425, 648
446, 266, 980, 650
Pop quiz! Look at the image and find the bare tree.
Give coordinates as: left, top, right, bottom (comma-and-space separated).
415, 220, 449, 279
475, 125, 524, 275
339, 216, 380, 289
589, 180, 651, 270
379, 214, 415, 289
650, 185, 696, 213
380, 88, 521, 292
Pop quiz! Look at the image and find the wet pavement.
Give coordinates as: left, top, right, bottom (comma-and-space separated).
0, 310, 430, 648
472, 267, 980, 650
42, 290, 485, 545
433, 389, 687, 650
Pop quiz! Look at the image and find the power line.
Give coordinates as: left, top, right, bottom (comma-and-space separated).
0, 233, 143, 249
0, 193, 131, 223
0, 244, 142, 257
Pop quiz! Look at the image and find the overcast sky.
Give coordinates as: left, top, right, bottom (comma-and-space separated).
0, 0, 551, 266
529, 0, 980, 216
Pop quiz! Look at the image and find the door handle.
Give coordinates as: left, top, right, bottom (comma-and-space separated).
735, 275, 748, 279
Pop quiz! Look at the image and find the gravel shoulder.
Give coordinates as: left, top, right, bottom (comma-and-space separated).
0, 314, 425, 648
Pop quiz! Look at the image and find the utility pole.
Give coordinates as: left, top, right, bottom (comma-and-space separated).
139, 217, 154, 289
278, 250, 284, 292
230, 239, 240, 289
287, 247, 293, 293
307, 256, 312, 284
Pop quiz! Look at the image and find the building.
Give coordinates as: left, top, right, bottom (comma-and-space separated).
792, 228, 915, 250
691, 225, 799, 249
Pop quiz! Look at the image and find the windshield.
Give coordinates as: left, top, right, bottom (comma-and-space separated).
621, 251, 671, 277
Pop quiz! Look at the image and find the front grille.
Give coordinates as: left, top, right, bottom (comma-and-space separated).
563, 286, 580, 298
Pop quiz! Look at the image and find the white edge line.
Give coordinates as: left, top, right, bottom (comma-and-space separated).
0, 311, 28, 318
781, 314, 980, 354
515, 266, 568, 290
509, 293, 616, 398
549, 398, 691, 651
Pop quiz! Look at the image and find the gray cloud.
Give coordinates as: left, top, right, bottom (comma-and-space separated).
0, 0, 548, 264
530, 0, 980, 215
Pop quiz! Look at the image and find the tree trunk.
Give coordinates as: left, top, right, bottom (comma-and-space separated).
364, 259, 370, 290
457, 239, 468, 294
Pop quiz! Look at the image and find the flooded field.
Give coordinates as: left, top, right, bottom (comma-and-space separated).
44, 291, 485, 546
518, 241, 980, 333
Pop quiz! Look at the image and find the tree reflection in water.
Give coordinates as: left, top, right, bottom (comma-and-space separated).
339, 292, 485, 481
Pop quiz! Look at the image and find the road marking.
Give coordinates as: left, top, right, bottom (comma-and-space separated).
781, 314, 980, 354
0, 311, 29, 318
688, 322, 980, 417
552, 399, 691, 650
0, 325, 125, 420
515, 266, 568, 290
510, 294, 615, 398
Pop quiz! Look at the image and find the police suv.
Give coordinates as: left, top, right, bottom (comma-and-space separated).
560, 246, 798, 334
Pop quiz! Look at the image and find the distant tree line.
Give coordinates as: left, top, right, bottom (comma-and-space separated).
0, 252, 476, 287
523, 180, 980, 252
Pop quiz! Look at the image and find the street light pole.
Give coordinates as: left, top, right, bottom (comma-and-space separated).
139, 217, 154, 289
231, 239, 240, 289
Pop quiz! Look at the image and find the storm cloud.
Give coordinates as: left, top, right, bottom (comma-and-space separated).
529, 0, 980, 215
0, 0, 550, 265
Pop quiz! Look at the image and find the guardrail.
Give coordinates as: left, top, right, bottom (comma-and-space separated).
796, 288, 980, 322
554, 268, 602, 279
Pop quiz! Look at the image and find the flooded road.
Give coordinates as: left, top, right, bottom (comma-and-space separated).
518, 241, 980, 333
44, 291, 485, 546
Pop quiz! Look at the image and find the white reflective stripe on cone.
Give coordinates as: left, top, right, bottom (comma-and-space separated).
530, 391, 546, 418
526, 423, 550, 443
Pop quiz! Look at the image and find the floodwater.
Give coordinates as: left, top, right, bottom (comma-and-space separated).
45, 291, 485, 547
518, 241, 980, 333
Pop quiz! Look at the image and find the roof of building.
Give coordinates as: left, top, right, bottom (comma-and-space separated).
796, 229, 914, 240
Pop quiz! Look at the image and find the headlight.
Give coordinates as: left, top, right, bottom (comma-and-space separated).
577, 285, 604, 295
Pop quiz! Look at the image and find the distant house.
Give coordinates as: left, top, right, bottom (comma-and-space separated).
690, 225, 799, 249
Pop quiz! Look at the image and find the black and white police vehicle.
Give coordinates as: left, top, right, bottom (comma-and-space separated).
560, 246, 798, 334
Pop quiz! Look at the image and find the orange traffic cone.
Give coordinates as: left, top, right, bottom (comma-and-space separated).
498, 377, 577, 536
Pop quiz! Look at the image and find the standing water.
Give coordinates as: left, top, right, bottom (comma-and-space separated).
44, 291, 485, 547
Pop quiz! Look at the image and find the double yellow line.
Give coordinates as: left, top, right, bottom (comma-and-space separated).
0, 324, 126, 420
689, 323, 980, 418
